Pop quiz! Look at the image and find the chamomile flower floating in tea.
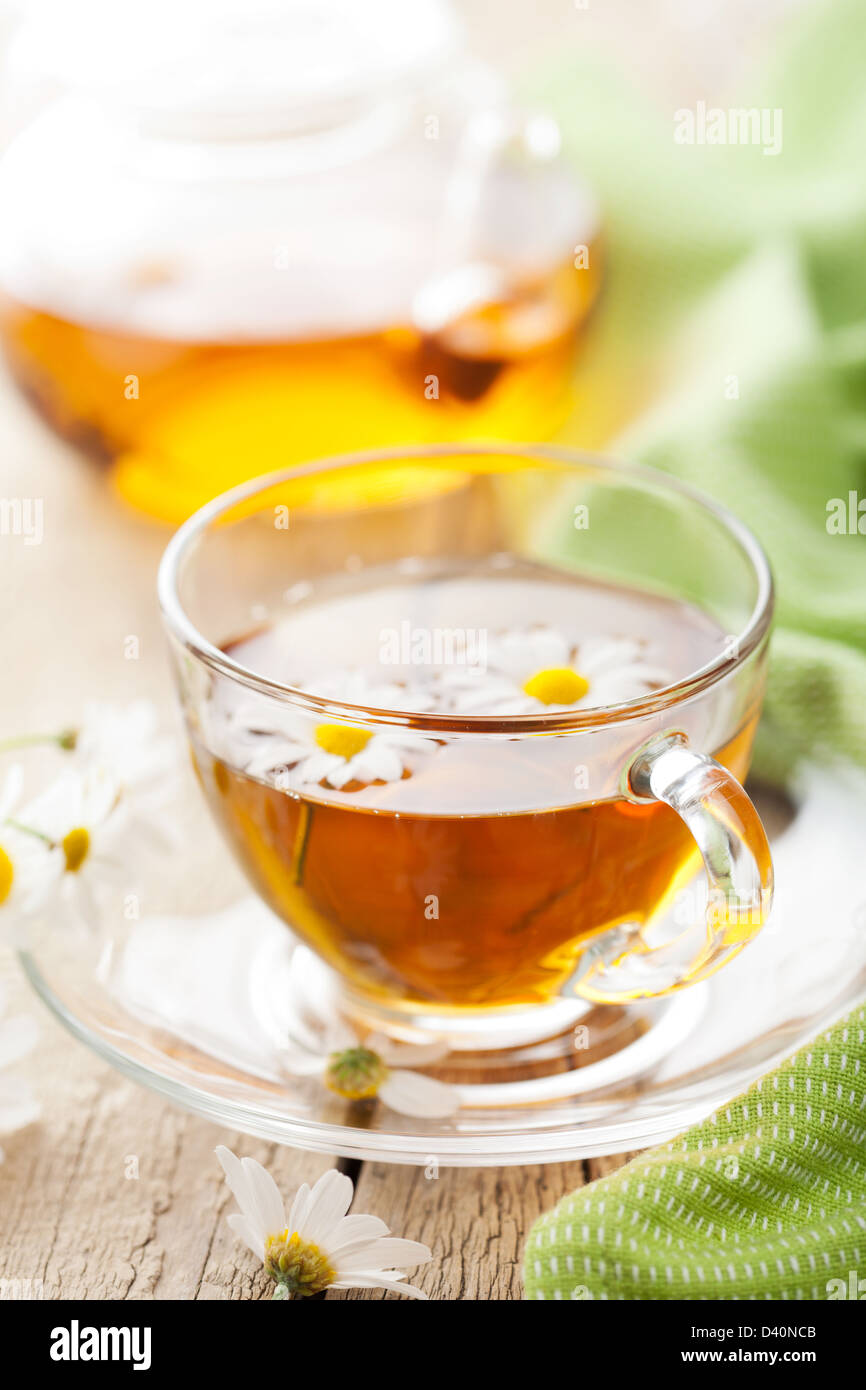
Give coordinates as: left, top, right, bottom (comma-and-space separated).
216, 1146, 432, 1300
215, 627, 671, 791
227, 699, 438, 791
0, 981, 40, 1160
437, 630, 672, 715
279, 1017, 458, 1119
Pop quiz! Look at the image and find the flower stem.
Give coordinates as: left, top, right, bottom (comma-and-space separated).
0, 729, 77, 753
5, 818, 54, 846
292, 802, 314, 885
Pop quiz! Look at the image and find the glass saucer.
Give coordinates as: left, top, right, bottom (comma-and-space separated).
19, 765, 866, 1165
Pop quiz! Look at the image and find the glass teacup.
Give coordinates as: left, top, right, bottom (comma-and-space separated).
158, 445, 773, 1037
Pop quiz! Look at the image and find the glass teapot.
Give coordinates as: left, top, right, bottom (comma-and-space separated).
0, 0, 600, 521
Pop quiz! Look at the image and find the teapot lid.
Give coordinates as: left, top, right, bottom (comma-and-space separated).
7, 0, 462, 136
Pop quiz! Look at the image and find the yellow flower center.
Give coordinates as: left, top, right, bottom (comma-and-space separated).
314, 724, 372, 760
62, 826, 90, 873
522, 667, 590, 706
264, 1229, 337, 1298
0, 845, 13, 905
324, 1046, 388, 1100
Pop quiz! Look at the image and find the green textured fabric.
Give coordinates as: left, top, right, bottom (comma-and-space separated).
523, 0, 866, 1300
529, 0, 866, 781
525, 1004, 866, 1300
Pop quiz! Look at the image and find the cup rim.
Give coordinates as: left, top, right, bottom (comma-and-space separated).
157, 442, 774, 735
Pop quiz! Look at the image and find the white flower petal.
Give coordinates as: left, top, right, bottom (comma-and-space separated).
215, 1146, 273, 1247
298, 1168, 354, 1245
489, 628, 570, 679
368, 1033, 450, 1068
577, 638, 642, 675
286, 1181, 313, 1237
621, 664, 672, 688
240, 1155, 288, 1240
76, 701, 176, 792
83, 769, 121, 826
0, 764, 24, 820
334, 1238, 433, 1273
23, 766, 118, 841
298, 751, 344, 786
383, 733, 438, 756
325, 1214, 391, 1254
379, 1069, 460, 1119
227, 1212, 265, 1263
0, 826, 62, 918
277, 1047, 327, 1077
329, 1273, 429, 1299
493, 696, 539, 714
216, 1146, 253, 1210
233, 703, 309, 742
244, 741, 306, 779
322, 760, 358, 790
349, 745, 403, 785
449, 678, 519, 712
588, 667, 670, 705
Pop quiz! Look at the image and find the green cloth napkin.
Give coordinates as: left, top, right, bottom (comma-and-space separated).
529, 0, 866, 782
525, 1002, 866, 1300
523, 0, 866, 1299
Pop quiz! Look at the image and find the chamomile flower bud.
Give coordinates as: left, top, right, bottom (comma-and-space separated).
324, 1045, 388, 1100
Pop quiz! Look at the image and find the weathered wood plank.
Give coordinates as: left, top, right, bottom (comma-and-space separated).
332, 1159, 590, 1301
585, 1151, 641, 1181
0, 959, 337, 1302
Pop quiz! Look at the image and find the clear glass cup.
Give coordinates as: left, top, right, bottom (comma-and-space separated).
158, 444, 774, 1040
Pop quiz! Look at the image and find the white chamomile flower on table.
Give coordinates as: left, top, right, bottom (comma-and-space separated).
74, 700, 177, 796
19, 766, 125, 923
229, 700, 438, 791
0, 823, 63, 936
216, 1146, 433, 1300
0, 703, 177, 934
72, 701, 179, 857
438, 628, 671, 714
0, 981, 40, 1160
0, 767, 63, 933
279, 1016, 459, 1119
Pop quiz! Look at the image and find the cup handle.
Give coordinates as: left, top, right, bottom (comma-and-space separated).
572, 731, 774, 1004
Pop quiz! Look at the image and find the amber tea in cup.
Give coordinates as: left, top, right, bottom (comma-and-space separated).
159, 446, 774, 1027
